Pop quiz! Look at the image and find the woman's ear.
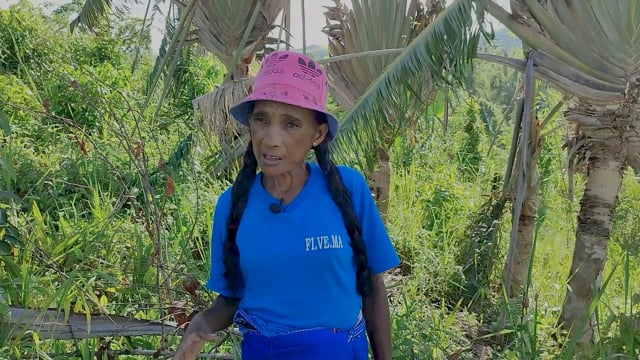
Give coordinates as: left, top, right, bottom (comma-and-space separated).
313, 123, 328, 147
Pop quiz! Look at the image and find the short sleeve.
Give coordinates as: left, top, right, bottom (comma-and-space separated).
205, 188, 244, 297
339, 166, 400, 275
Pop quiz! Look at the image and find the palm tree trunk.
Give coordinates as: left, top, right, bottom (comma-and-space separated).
502, 116, 543, 297
368, 146, 391, 218
559, 134, 627, 344
503, 159, 539, 296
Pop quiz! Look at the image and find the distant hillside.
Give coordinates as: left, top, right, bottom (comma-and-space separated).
479, 27, 523, 54
295, 28, 522, 61
292, 44, 329, 60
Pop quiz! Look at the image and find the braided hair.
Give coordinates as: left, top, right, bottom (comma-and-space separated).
313, 141, 374, 298
222, 141, 257, 298
222, 136, 374, 299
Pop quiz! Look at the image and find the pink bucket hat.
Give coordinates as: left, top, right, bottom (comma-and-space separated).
230, 50, 339, 140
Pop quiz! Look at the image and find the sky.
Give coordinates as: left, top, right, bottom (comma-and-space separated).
1, 0, 510, 54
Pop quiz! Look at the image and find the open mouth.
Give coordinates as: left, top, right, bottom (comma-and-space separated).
261, 153, 282, 166
263, 153, 282, 161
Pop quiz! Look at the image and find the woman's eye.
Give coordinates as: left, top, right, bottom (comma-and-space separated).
252, 117, 267, 124
286, 121, 300, 128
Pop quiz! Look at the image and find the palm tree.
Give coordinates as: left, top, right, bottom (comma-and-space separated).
321, 0, 445, 216
337, 0, 639, 345
487, 0, 640, 344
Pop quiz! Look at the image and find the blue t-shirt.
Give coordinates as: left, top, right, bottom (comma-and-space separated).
206, 162, 400, 336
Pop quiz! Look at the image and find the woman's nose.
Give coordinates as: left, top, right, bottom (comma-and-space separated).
261, 125, 284, 147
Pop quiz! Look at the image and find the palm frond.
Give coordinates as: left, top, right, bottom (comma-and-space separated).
184, 0, 287, 77
490, 1, 621, 83
144, 0, 198, 117
329, 0, 488, 170
70, 0, 139, 33
130, 0, 166, 74
487, 0, 640, 104
487, 0, 640, 90
70, 0, 114, 32
148, 3, 178, 91
476, 52, 624, 104
322, 0, 444, 110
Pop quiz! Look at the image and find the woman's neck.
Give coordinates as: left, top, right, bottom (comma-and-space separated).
262, 162, 309, 204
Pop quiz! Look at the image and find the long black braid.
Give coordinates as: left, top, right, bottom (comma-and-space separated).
222, 141, 257, 298
221, 138, 374, 299
313, 141, 374, 298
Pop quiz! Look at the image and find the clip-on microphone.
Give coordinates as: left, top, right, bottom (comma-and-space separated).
269, 199, 285, 214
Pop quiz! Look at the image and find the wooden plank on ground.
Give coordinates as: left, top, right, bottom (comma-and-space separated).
4, 307, 180, 340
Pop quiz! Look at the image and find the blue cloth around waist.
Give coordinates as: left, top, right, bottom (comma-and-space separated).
235, 310, 369, 360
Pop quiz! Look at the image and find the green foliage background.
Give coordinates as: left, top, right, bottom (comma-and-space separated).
0, 2, 638, 359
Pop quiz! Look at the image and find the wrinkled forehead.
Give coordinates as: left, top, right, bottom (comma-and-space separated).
250, 100, 319, 121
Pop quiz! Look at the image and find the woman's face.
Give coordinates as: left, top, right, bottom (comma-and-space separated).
249, 100, 328, 177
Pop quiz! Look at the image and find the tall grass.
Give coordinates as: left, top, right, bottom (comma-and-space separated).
3, 97, 640, 360
382, 105, 640, 359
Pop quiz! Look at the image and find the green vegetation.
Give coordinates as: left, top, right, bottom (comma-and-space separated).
1, 2, 638, 359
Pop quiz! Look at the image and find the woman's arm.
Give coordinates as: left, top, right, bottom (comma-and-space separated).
363, 274, 392, 360
174, 295, 239, 360
199, 295, 239, 331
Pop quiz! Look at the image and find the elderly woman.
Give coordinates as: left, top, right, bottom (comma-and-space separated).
175, 50, 399, 360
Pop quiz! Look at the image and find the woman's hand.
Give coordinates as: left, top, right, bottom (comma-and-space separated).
173, 311, 219, 360
173, 296, 238, 360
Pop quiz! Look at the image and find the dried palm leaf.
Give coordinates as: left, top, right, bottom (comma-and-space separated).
192, 78, 255, 154
177, 0, 288, 78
